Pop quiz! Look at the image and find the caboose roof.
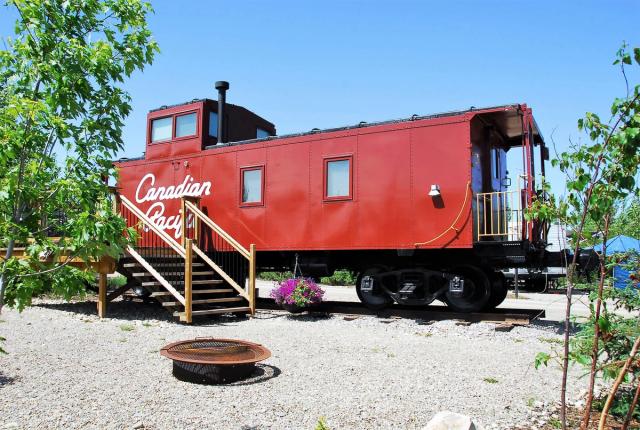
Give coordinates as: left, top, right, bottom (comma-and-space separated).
204, 103, 544, 150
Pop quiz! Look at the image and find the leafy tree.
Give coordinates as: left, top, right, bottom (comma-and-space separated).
611, 199, 640, 239
0, 0, 159, 312
531, 43, 640, 430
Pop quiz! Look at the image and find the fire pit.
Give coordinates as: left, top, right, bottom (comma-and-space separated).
160, 338, 271, 384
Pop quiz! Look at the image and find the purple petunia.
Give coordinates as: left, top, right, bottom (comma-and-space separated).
270, 277, 325, 307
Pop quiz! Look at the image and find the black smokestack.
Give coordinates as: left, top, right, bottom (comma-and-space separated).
215, 81, 229, 144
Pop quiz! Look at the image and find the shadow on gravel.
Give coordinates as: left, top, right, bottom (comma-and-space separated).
35, 299, 172, 322
34, 299, 255, 326
531, 319, 582, 335
225, 364, 281, 386
0, 372, 18, 387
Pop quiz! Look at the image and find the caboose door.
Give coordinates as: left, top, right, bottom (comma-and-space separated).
490, 146, 507, 193
173, 156, 203, 241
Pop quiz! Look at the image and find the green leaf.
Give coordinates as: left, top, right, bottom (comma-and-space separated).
534, 352, 551, 369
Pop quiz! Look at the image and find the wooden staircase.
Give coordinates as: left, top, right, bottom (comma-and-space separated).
112, 193, 256, 323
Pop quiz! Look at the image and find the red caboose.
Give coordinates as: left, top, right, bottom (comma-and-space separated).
115, 82, 550, 312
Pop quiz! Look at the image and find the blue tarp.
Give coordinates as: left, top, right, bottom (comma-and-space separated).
594, 235, 639, 289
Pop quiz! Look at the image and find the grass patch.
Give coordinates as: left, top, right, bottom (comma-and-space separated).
118, 338, 127, 343
415, 332, 433, 337
315, 417, 330, 430
483, 377, 499, 384
142, 322, 153, 328
513, 338, 524, 343
119, 323, 135, 332
527, 397, 536, 408
538, 337, 563, 345
548, 417, 562, 429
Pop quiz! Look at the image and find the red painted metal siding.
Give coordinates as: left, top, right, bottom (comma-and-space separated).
116, 115, 475, 251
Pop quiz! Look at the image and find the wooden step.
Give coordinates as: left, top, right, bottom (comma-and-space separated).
173, 306, 251, 317
150, 288, 235, 297
141, 279, 223, 287
162, 297, 244, 307
122, 262, 204, 269
132, 271, 215, 278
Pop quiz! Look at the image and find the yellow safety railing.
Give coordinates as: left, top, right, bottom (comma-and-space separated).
476, 189, 524, 241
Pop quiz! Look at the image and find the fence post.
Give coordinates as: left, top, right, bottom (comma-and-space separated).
249, 243, 256, 315
184, 238, 193, 324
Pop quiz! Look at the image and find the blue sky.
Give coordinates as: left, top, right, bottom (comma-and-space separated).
1, 1, 639, 196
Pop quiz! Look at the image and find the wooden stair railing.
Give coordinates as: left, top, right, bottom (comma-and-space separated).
117, 195, 188, 312
182, 197, 257, 315
111, 190, 257, 323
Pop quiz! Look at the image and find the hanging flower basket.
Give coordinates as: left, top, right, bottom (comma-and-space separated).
270, 277, 325, 313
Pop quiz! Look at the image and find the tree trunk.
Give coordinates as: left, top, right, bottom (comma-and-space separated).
0, 238, 16, 314
560, 278, 573, 430
598, 336, 640, 430
621, 381, 640, 430
581, 219, 610, 430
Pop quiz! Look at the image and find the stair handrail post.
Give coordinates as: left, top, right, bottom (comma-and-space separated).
189, 196, 201, 246
184, 238, 193, 324
180, 197, 187, 248
249, 243, 256, 315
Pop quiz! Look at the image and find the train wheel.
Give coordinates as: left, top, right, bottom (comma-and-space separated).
356, 266, 393, 311
484, 271, 508, 310
443, 265, 491, 313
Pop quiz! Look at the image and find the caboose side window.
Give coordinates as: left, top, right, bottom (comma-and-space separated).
151, 117, 172, 142
175, 112, 197, 138
241, 166, 264, 206
209, 112, 218, 138
325, 157, 352, 200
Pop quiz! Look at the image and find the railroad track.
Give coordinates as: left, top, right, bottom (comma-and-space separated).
256, 298, 545, 325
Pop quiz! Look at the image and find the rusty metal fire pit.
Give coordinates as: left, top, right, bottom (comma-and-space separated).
160, 338, 271, 384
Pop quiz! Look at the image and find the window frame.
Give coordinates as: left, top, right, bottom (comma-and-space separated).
172, 110, 199, 142
323, 155, 353, 202
149, 115, 173, 144
174, 111, 199, 140
147, 109, 200, 145
239, 165, 265, 207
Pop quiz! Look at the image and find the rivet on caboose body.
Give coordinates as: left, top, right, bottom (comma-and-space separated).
115, 83, 554, 313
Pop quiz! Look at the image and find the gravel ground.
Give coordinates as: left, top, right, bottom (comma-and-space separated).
0, 297, 588, 430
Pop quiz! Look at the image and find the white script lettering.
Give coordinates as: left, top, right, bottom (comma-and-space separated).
134, 173, 212, 238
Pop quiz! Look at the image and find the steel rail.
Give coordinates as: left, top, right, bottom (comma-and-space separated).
256, 298, 545, 325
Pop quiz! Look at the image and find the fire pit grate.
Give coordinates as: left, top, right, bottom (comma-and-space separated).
160, 338, 271, 384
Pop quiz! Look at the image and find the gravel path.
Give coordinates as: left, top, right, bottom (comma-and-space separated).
0, 298, 588, 430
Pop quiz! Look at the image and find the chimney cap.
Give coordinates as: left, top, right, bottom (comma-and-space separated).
215, 81, 230, 91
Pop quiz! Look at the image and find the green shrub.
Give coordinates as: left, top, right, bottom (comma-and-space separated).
320, 270, 356, 286
108, 275, 128, 288
258, 271, 293, 282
